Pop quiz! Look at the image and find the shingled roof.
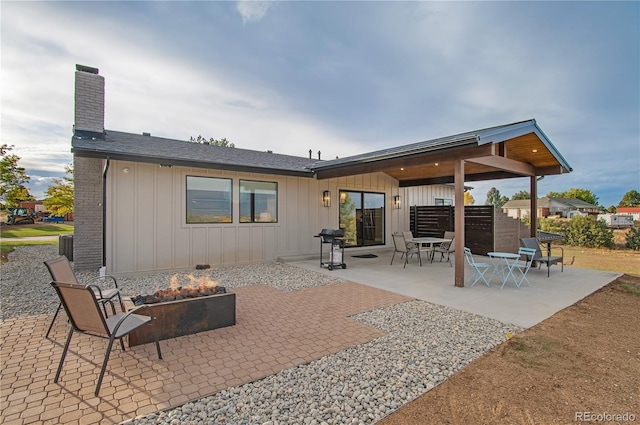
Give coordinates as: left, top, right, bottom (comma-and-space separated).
72, 130, 317, 177
502, 197, 599, 209
72, 119, 573, 185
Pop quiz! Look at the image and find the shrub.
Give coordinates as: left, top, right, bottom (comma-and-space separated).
626, 226, 640, 250
564, 216, 614, 248
539, 217, 570, 235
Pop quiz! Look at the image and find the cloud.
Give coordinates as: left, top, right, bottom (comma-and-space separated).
2, 1, 637, 207
236, 1, 271, 24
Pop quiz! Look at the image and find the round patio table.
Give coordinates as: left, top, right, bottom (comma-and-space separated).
488, 252, 521, 289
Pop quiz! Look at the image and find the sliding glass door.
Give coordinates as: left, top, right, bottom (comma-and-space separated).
339, 190, 385, 247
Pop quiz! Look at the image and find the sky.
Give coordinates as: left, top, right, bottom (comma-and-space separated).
1, 1, 639, 208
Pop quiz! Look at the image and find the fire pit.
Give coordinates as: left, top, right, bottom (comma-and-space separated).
127, 277, 236, 346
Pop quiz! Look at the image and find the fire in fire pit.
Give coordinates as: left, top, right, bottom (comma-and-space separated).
131, 285, 226, 306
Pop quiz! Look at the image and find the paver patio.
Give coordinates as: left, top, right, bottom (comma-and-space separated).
0, 282, 411, 424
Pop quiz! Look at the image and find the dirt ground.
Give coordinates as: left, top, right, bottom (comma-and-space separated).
379, 274, 640, 425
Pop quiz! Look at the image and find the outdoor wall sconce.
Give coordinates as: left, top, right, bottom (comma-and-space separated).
322, 190, 331, 207
393, 195, 402, 209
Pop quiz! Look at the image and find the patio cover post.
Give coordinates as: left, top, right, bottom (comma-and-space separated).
454, 159, 465, 287
530, 176, 538, 237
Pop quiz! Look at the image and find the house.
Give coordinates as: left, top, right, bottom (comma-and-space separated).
502, 197, 599, 219
18, 200, 46, 214
71, 65, 572, 286
617, 207, 640, 221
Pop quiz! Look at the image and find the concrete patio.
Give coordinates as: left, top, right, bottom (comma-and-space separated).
290, 248, 620, 328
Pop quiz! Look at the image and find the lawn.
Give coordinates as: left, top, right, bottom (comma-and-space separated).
0, 223, 73, 264
562, 245, 640, 276
0, 223, 74, 238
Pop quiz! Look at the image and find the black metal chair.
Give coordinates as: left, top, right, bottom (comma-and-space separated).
50, 281, 162, 396
44, 256, 123, 338
519, 237, 564, 277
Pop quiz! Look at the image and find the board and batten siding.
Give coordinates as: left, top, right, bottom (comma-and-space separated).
106, 160, 451, 274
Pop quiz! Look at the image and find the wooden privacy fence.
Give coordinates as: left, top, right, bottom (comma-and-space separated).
410, 206, 497, 255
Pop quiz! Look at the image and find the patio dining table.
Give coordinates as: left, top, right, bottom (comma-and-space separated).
410, 237, 452, 262
488, 251, 521, 289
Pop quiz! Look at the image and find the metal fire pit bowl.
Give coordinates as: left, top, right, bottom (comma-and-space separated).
127, 291, 236, 346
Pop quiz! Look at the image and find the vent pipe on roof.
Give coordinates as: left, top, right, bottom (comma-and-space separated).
318, 151, 321, 160
142, 132, 151, 136
309, 149, 312, 159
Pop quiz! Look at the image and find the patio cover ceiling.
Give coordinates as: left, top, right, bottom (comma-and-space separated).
310, 119, 572, 185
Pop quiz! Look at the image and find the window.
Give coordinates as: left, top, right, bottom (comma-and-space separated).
240, 180, 278, 223
186, 176, 232, 223
435, 198, 453, 206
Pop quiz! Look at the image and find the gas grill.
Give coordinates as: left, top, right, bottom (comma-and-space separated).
316, 229, 347, 271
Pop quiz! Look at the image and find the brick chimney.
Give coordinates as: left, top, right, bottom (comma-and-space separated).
74, 64, 105, 138
73, 64, 106, 271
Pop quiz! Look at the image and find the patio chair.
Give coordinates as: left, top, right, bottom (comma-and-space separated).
519, 237, 564, 277
403, 231, 419, 259
507, 247, 537, 289
391, 232, 422, 268
464, 247, 491, 287
50, 281, 162, 396
44, 256, 124, 339
432, 231, 455, 266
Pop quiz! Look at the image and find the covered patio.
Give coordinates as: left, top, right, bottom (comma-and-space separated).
310, 119, 573, 287
290, 250, 619, 328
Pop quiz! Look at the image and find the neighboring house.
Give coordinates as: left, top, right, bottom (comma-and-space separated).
502, 197, 599, 219
71, 65, 572, 280
501, 199, 534, 219
617, 207, 640, 221
18, 200, 74, 221
18, 200, 46, 213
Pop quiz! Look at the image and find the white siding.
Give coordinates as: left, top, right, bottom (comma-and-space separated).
105, 161, 417, 274
405, 184, 457, 208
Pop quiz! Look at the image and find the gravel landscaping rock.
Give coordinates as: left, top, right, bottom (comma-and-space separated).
124, 301, 520, 425
0, 245, 345, 320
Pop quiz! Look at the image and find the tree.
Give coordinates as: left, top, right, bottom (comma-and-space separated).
618, 190, 640, 207
0, 144, 34, 209
625, 226, 640, 250
511, 190, 530, 200
565, 215, 614, 248
43, 164, 74, 216
546, 188, 599, 206
485, 187, 508, 208
464, 191, 475, 206
190, 135, 235, 148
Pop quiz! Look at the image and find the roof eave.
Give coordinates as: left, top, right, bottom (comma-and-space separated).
71, 147, 315, 178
